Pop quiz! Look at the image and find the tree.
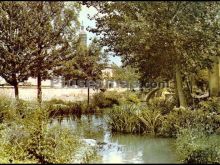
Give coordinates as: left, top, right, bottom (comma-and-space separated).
0, 2, 81, 102
26, 2, 81, 103
55, 38, 107, 105
87, 2, 220, 107
112, 64, 140, 90
209, 56, 220, 97
0, 2, 36, 99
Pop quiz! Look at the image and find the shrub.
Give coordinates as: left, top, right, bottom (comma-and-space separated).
0, 97, 100, 163
46, 98, 66, 105
0, 108, 82, 163
176, 127, 220, 164
0, 96, 38, 123
198, 97, 220, 113
122, 91, 141, 104
91, 91, 121, 109
91, 91, 141, 109
161, 107, 220, 138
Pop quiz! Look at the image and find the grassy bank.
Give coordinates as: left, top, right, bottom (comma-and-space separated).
0, 96, 98, 163
0, 92, 219, 164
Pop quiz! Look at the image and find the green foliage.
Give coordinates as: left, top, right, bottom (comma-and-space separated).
106, 104, 163, 135
0, 96, 102, 163
46, 99, 96, 117
111, 64, 140, 89
0, 106, 82, 163
55, 38, 107, 83
0, 2, 81, 99
138, 108, 163, 135
0, 2, 35, 89
198, 97, 220, 113
46, 92, 140, 117
106, 104, 141, 134
148, 97, 177, 115
91, 91, 121, 109
89, 2, 220, 83
122, 91, 141, 104
161, 107, 220, 137
91, 91, 141, 109
0, 96, 12, 123
176, 128, 220, 164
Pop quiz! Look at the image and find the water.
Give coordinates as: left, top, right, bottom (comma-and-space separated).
50, 114, 179, 163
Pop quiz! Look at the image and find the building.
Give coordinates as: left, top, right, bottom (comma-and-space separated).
79, 24, 87, 46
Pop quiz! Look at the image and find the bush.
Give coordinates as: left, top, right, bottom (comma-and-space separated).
198, 97, 220, 113
91, 91, 141, 109
176, 127, 220, 164
0, 97, 100, 163
122, 91, 141, 104
0, 108, 82, 163
161, 107, 220, 138
0, 96, 38, 123
91, 91, 121, 109
139, 107, 163, 135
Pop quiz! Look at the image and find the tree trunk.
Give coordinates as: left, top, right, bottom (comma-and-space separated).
14, 83, 19, 100
37, 73, 42, 103
175, 64, 187, 108
88, 86, 90, 106
209, 56, 219, 97
219, 56, 220, 91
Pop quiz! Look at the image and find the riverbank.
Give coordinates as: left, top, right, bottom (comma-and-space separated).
0, 91, 219, 163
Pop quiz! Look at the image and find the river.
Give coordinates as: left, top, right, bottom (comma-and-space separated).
50, 114, 180, 163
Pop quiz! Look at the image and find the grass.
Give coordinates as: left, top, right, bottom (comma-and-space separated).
106, 104, 163, 135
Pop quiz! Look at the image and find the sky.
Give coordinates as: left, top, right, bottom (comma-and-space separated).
79, 5, 122, 66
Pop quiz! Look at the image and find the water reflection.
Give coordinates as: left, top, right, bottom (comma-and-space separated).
51, 114, 179, 163
101, 134, 179, 163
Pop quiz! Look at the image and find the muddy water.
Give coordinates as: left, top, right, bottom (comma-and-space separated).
51, 114, 179, 163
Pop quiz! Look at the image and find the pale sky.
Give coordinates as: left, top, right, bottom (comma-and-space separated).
79, 5, 122, 66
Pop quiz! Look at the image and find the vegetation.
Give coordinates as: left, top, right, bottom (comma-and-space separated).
160, 107, 220, 137
0, 2, 81, 101
176, 128, 220, 164
45, 91, 142, 117
0, 96, 98, 163
46, 99, 97, 117
87, 1, 220, 106
111, 64, 140, 90
106, 104, 163, 135
106, 96, 220, 137
0, 1, 220, 164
